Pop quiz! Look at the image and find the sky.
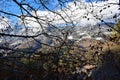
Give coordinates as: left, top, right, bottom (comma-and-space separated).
0, 0, 120, 29
0, 0, 73, 24
0, 0, 106, 15
19, 0, 120, 29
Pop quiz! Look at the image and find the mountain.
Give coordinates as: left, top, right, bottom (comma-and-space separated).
0, 0, 119, 53
0, 23, 113, 53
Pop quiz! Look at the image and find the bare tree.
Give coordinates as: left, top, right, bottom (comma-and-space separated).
0, 0, 119, 80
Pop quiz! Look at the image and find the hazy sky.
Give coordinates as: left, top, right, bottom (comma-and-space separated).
0, 0, 119, 28
19, 0, 119, 28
